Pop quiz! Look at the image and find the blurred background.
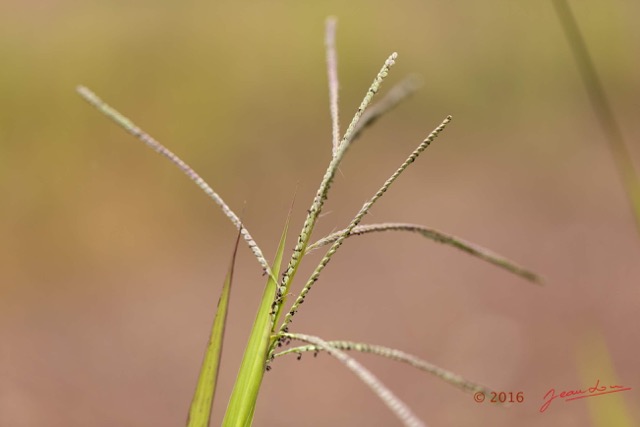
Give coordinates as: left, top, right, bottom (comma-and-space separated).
1, 1, 638, 426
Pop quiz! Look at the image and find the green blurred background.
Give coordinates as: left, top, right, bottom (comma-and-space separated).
1, 1, 638, 426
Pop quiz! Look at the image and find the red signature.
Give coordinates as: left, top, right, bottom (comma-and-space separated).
540, 379, 632, 413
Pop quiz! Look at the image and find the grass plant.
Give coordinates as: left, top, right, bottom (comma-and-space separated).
78, 17, 541, 426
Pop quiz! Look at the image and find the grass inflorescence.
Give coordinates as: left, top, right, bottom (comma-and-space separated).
78, 17, 541, 427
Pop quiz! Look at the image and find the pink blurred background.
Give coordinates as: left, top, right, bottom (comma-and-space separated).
1, 1, 638, 426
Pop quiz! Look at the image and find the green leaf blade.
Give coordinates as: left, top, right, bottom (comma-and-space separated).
222, 216, 290, 427
187, 229, 242, 427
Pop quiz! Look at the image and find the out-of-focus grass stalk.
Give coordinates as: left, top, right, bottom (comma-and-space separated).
350, 75, 422, 145
552, 0, 640, 235
577, 332, 635, 427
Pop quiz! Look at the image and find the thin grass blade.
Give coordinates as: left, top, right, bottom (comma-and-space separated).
187, 229, 242, 427
222, 216, 290, 427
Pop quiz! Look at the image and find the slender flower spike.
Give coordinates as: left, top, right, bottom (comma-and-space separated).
274, 340, 495, 398
277, 116, 452, 339
306, 223, 541, 283
325, 17, 340, 157
76, 86, 274, 279
271, 52, 399, 326
282, 333, 427, 427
